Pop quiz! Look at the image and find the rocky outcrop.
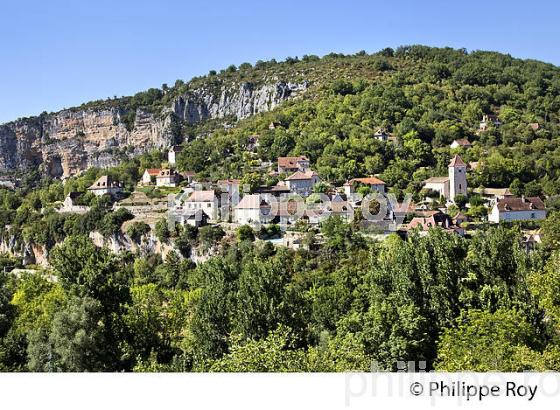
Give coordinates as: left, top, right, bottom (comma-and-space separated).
88, 231, 213, 265
0, 108, 172, 178
172, 81, 308, 123
0, 80, 308, 178
0, 233, 48, 266
88, 231, 177, 260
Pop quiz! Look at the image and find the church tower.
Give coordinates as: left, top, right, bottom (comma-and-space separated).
448, 155, 467, 201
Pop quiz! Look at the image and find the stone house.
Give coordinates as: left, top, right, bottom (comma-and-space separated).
450, 139, 472, 149
156, 169, 180, 187
88, 175, 123, 197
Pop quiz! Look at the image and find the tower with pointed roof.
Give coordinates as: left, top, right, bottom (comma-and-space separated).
448, 155, 467, 201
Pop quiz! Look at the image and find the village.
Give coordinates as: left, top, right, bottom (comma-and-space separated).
53, 118, 548, 253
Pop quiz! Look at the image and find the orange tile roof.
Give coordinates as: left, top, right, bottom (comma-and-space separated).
349, 176, 386, 185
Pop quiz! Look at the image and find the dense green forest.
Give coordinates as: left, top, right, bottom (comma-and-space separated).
3, 45, 560, 371
2, 222, 560, 371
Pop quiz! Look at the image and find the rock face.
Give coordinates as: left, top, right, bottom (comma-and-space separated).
172, 81, 308, 123
0, 81, 307, 178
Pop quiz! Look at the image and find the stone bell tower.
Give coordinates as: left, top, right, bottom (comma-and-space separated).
448, 155, 467, 201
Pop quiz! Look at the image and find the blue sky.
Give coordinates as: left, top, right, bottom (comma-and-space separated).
1, 0, 559, 124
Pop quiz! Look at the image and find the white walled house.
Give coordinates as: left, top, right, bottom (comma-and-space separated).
479, 114, 501, 132
285, 170, 321, 197
423, 177, 450, 199
88, 175, 123, 197
184, 190, 219, 221
489, 196, 546, 223
141, 169, 161, 185
373, 130, 389, 141
234, 194, 272, 226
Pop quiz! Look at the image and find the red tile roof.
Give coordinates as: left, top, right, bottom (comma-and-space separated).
348, 176, 386, 185
278, 156, 308, 169
145, 168, 161, 176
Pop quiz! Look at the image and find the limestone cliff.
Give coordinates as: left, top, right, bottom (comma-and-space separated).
0, 80, 307, 178
172, 81, 307, 123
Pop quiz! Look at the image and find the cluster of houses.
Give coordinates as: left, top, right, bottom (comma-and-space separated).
139, 146, 196, 188
54, 137, 549, 245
